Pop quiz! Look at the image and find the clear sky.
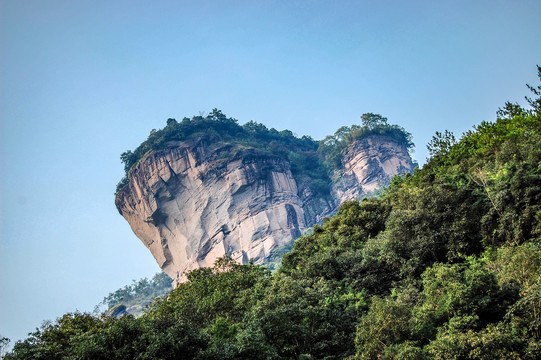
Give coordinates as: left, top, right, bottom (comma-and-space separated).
1, 0, 540, 345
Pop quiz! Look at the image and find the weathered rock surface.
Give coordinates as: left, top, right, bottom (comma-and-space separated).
331, 135, 416, 203
106, 304, 128, 318
115, 134, 415, 284
116, 137, 333, 284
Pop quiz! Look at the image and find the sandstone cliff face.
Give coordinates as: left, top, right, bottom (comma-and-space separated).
331, 135, 416, 203
115, 135, 415, 284
115, 138, 333, 284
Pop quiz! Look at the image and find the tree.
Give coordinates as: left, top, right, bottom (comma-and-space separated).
353, 297, 413, 359
525, 65, 541, 114
361, 113, 388, 129
426, 130, 456, 159
166, 118, 177, 126
496, 101, 526, 119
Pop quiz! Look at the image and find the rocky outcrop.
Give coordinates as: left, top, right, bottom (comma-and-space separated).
331, 135, 415, 203
115, 134, 415, 284
116, 137, 334, 284
106, 304, 129, 318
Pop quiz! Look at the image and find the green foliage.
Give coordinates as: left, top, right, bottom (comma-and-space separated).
101, 272, 173, 314
265, 242, 294, 272
147, 257, 270, 326
280, 199, 394, 294
425, 323, 526, 360
318, 113, 414, 168
490, 244, 541, 288
525, 65, 541, 114
361, 113, 389, 129
353, 296, 414, 359
5, 313, 106, 360
413, 259, 518, 337
426, 130, 456, 159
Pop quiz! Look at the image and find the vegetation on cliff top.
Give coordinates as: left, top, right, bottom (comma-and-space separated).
115, 110, 414, 195
6, 67, 540, 359
318, 113, 414, 168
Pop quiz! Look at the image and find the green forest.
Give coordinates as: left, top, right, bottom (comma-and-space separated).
5, 67, 541, 359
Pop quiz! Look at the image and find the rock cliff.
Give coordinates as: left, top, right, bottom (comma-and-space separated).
116, 133, 415, 284
331, 135, 416, 203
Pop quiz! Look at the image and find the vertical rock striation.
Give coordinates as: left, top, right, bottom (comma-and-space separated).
331, 135, 416, 203
115, 134, 415, 284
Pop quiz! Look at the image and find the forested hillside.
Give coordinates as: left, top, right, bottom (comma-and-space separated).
5, 67, 541, 359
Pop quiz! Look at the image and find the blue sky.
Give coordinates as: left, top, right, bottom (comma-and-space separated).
1, 0, 540, 344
